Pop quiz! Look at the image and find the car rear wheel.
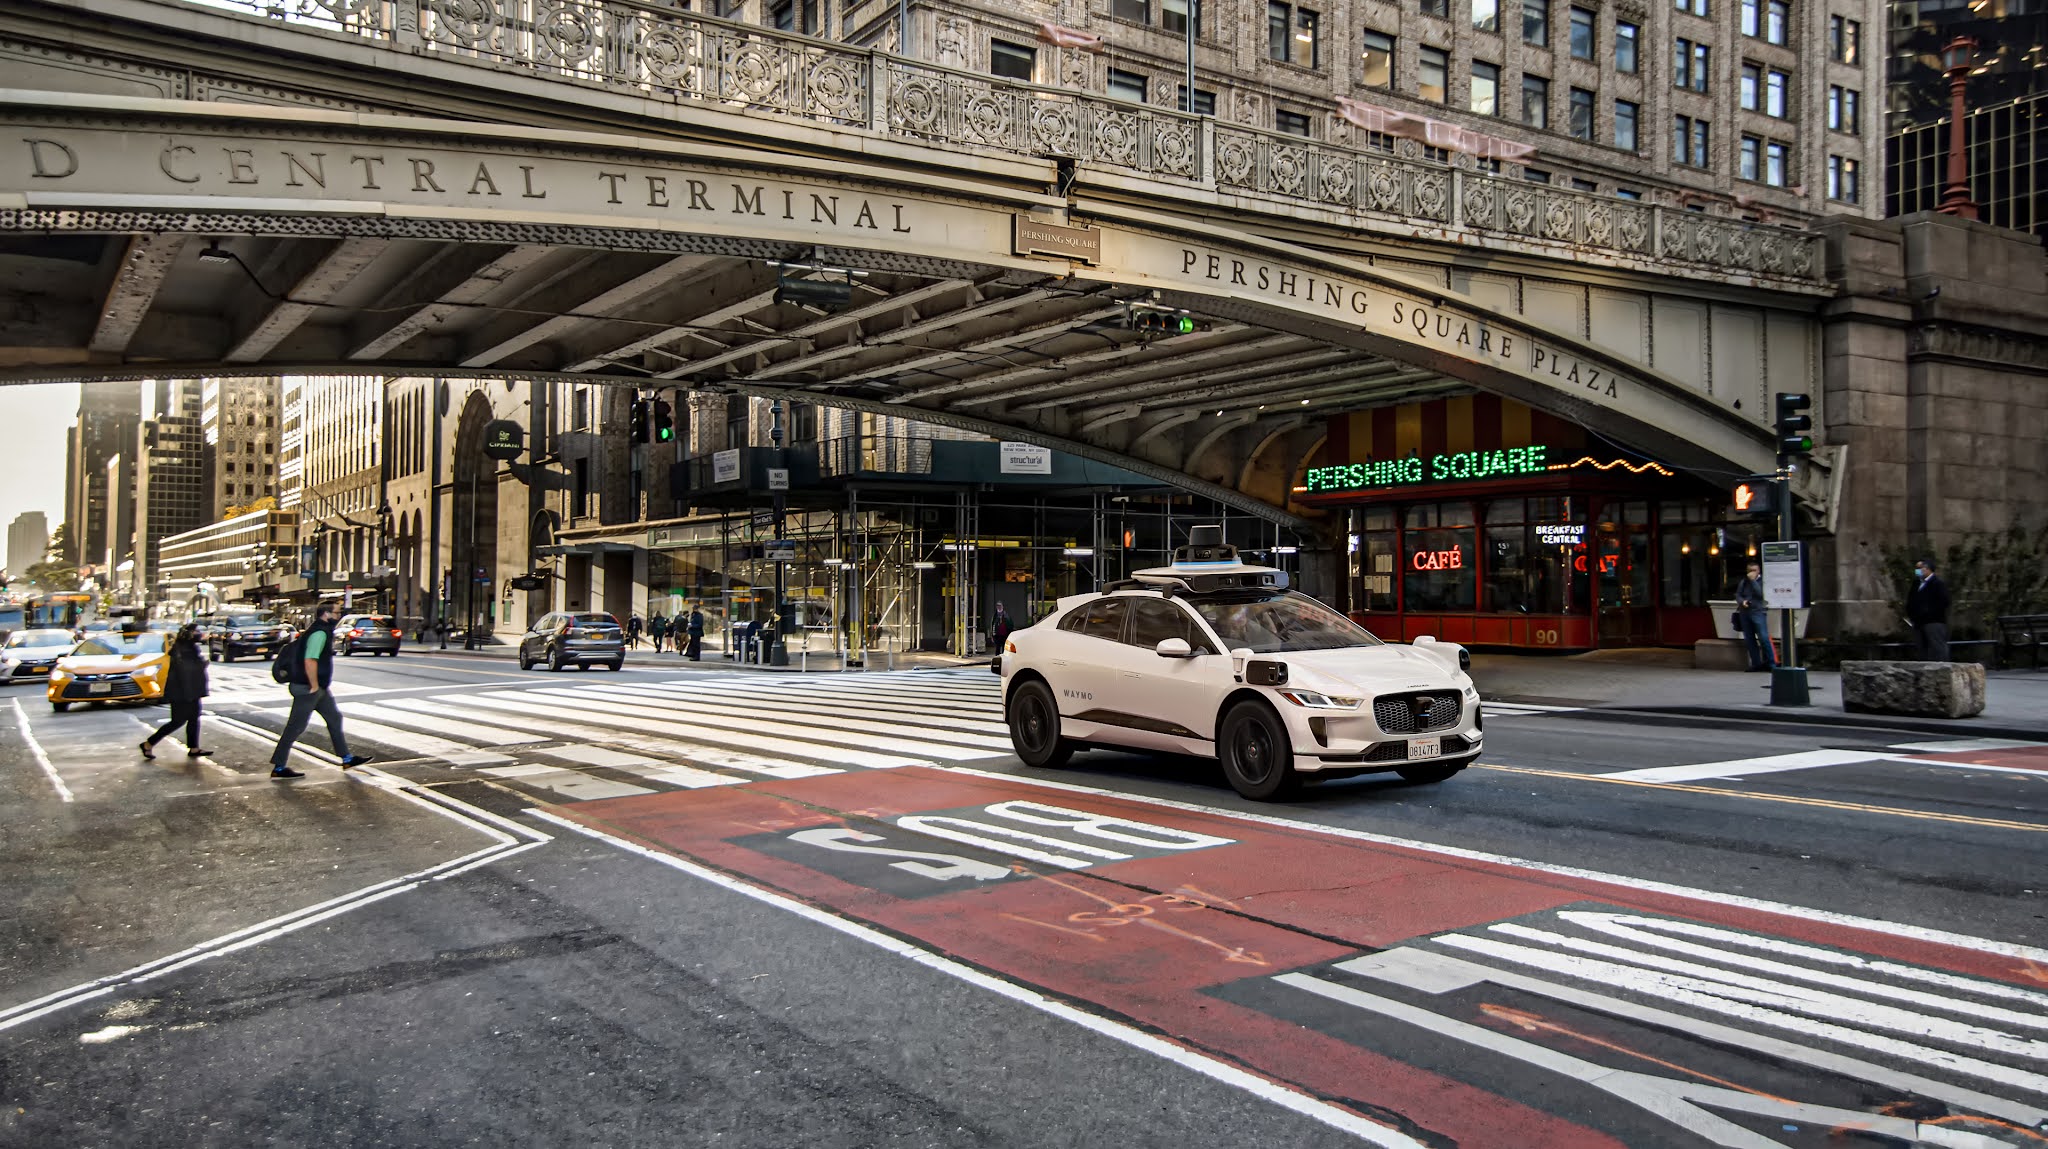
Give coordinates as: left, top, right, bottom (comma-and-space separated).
606, 660, 623, 671
50, 702, 68, 712
1007, 679, 1072, 769
1219, 700, 1298, 801
1395, 758, 1471, 785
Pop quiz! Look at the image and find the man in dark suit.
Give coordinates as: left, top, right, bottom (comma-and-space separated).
1907, 557, 1952, 661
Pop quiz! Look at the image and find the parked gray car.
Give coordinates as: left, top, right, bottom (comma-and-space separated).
336, 614, 402, 657
518, 611, 625, 672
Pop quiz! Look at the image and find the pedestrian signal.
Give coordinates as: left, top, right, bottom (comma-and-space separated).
1732, 477, 1777, 516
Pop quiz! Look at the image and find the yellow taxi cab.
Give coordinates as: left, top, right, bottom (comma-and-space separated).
48, 630, 171, 712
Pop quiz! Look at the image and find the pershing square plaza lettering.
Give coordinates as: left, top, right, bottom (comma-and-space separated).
1304, 445, 1553, 493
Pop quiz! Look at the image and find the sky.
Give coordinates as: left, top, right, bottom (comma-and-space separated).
1, 383, 79, 548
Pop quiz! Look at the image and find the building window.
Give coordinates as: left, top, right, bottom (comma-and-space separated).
1765, 139, 1788, 186
1472, 61, 1501, 115
1674, 0, 1706, 15
1361, 30, 1395, 87
1764, 69, 1787, 117
1276, 109, 1312, 135
1421, 0, 1447, 16
1615, 21, 1639, 71
1474, 0, 1500, 33
1741, 61, 1760, 109
1765, 0, 1789, 44
1740, 135, 1760, 180
1419, 46, 1449, 102
1523, 167, 1552, 182
1674, 39, 1709, 92
1616, 187, 1642, 199
769, 0, 818, 33
1829, 15, 1860, 64
990, 39, 1034, 81
1828, 85, 1860, 134
1828, 155, 1860, 203
1178, 85, 1217, 114
1107, 67, 1148, 101
1569, 6, 1595, 58
1162, 0, 1199, 35
1522, 75, 1549, 128
1112, 0, 1149, 22
1569, 87, 1595, 139
1674, 114, 1709, 166
1269, 3, 1320, 66
1571, 177, 1598, 191
1523, 0, 1548, 45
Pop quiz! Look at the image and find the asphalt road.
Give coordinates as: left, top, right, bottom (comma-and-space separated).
2, 652, 2044, 1148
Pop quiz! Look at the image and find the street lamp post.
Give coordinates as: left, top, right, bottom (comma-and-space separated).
377, 497, 393, 621
1939, 36, 1980, 221
311, 522, 330, 606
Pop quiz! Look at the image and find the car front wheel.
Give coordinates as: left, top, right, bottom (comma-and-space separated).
50, 701, 68, 712
1007, 679, 1073, 769
517, 648, 533, 671
1219, 700, 1298, 801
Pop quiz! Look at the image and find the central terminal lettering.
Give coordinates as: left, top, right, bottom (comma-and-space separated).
1304, 444, 1551, 493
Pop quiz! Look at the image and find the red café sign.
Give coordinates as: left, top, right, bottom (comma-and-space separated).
1410, 546, 1465, 571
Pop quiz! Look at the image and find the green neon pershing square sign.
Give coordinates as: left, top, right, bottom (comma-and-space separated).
1304, 445, 1552, 493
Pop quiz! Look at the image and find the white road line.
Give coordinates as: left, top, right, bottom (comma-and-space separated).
342, 702, 549, 747
1891, 738, 2047, 754
936, 763, 2048, 964
322, 717, 513, 768
478, 763, 654, 801
539, 744, 747, 790
641, 683, 1011, 735
513, 689, 929, 770
436, 688, 835, 778
564, 684, 1013, 751
534, 687, 1005, 761
11, 696, 73, 802
1480, 701, 1582, 713
698, 682, 1003, 717
527, 807, 1427, 1149
0, 767, 537, 1034
1601, 748, 1881, 783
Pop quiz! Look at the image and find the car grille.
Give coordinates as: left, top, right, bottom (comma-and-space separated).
1372, 691, 1462, 734
62, 675, 141, 699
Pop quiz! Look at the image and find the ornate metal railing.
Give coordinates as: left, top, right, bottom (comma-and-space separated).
183, 0, 1825, 284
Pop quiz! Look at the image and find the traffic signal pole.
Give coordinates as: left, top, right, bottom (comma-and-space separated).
1769, 393, 1813, 707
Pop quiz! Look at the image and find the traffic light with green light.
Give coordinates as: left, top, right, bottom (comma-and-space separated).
1127, 307, 1209, 337
653, 397, 675, 443
1774, 393, 1813, 465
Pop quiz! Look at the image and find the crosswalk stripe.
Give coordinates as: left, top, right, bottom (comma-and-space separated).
1602, 748, 1882, 783
563, 684, 1012, 750
523, 687, 994, 762
484, 689, 926, 770
437, 693, 840, 779
640, 682, 1010, 733
537, 745, 745, 790
343, 702, 550, 746
715, 680, 1002, 714
477, 762, 653, 801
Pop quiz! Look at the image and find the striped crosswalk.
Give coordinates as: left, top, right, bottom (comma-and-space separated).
217, 670, 1009, 802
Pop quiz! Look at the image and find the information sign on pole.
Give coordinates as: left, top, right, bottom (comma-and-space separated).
764, 540, 798, 563
1760, 540, 1806, 609
767, 467, 790, 491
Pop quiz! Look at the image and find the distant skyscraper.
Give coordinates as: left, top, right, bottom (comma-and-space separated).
134, 380, 207, 598
64, 381, 140, 570
7, 511, 48, 577
202, 377, 281, 520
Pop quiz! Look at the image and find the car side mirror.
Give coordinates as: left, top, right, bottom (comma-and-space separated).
1154, 637, 1194, 659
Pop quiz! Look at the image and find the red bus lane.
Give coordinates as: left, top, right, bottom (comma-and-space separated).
561, 768, 2048, 1149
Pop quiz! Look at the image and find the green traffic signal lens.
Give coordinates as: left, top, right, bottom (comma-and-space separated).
1175, 316, 1194, 334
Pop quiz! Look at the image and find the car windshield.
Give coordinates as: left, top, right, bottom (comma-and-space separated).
6, 630, 71, 648
1190, 592, 1382, 653
226, 616, 274, 628
73, 632, 168, 657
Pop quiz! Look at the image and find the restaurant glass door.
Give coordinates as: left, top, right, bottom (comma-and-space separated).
1595, 501, 1658, 646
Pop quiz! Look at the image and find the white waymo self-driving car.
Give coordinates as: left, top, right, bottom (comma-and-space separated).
999, 526, 1481, 800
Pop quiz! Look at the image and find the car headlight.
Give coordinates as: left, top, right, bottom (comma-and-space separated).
1278, 690, 1362, 710
132, 663, 160, 679
49, 666, 71, 681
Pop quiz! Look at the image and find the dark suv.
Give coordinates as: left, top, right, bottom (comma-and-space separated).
209, 613, 294, 663
518, 612, 625, 672
336, 614, 402, 657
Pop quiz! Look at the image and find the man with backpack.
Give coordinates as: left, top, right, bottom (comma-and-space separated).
268, 602, 373, 779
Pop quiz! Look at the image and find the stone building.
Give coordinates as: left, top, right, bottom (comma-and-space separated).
7, 511, 48, 579
201, 377, 281, 520
132, 380, 207, 598
63, 381, 139, 572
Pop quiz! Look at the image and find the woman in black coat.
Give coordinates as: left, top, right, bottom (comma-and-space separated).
141, 623, 211, 759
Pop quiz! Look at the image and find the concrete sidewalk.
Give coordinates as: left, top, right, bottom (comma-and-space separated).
1473, 650, 2048, 738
